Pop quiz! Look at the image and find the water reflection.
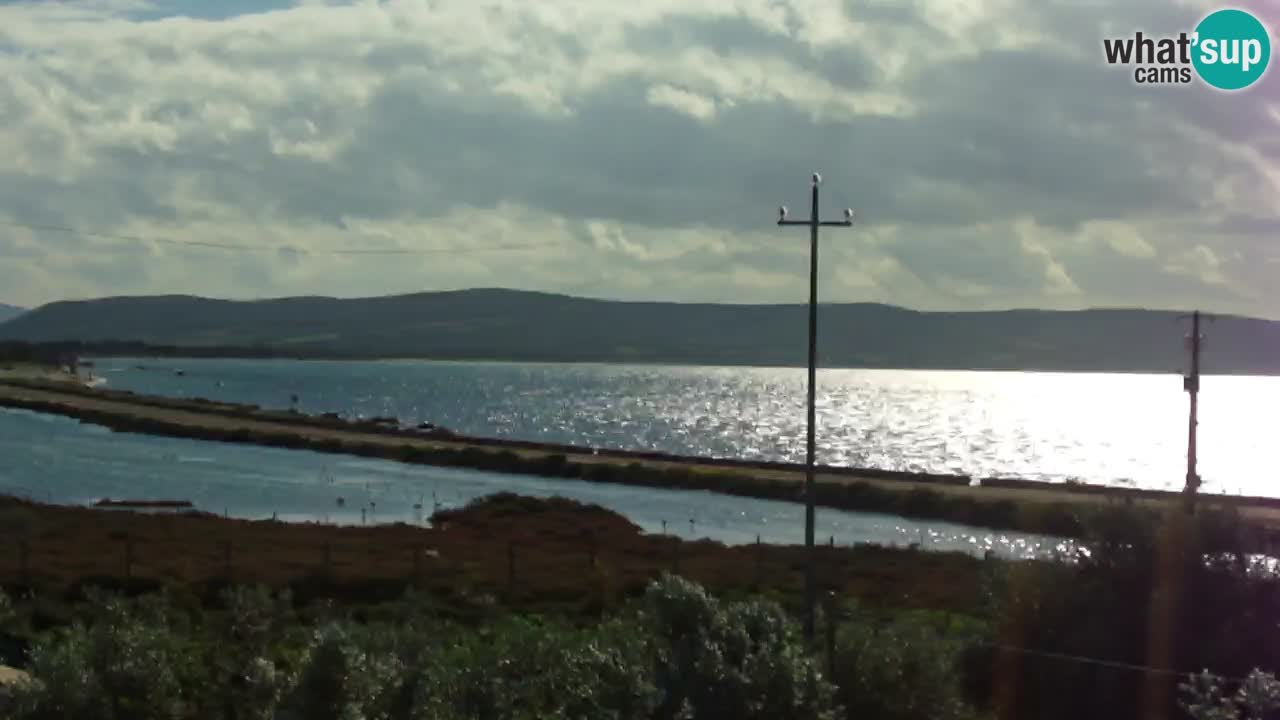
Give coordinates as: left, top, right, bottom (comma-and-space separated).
0, 407, 1074, 560
88, 358, 1280, 496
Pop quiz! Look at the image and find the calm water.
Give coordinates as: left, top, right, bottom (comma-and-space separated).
87, 357, 1279, 497
0, 407, 1071, 559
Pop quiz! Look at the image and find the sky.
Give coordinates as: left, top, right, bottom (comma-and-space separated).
1, 0, 1278, 317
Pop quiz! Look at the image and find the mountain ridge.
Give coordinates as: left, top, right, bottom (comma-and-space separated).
2, 289, 1277, 374
0, 303, 25, 324
29, 288, 1219, 315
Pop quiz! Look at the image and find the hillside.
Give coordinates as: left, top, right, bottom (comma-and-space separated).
0, 303, 24, 324
1, 289, 1277, 373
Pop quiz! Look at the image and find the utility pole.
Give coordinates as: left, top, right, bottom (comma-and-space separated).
1181, 310, 1204, 512
777, 172, 855, 642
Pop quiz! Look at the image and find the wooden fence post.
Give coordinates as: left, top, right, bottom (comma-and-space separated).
124, 536, 134, 579
824, 591, 840, 678
507, 541, 516, 596
19, 539, 30, 586
754, 535, 762, 588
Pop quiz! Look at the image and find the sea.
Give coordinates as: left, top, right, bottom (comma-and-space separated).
3, 357, 1275, 558
86, 358, 1277, 495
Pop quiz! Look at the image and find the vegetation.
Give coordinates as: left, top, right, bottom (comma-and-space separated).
1, 577, 843, 720
1179, 670, 1280, 720
2, 493, 1279, 719
958, 504, 1280, 720
830, 608, 985, 720
0, 492, 992, 621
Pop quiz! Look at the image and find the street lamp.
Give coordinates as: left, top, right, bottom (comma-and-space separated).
777, 172, 855, 642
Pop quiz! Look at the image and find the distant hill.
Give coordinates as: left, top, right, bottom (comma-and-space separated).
1, 289, 1277, 374
0, 303, 25, 324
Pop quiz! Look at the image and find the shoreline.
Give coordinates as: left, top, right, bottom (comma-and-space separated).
2, 377, 1279, 542
9, 343, 1277, 376
83, 351, 1280, 377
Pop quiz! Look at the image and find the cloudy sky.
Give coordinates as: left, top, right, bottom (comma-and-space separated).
1, 0, 1278, 317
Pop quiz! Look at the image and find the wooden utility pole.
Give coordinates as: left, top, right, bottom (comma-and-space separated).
1182, 310, 1203, 512
777, 172, 855, 642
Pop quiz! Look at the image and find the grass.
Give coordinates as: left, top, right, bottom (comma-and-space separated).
0, 493, 995, 622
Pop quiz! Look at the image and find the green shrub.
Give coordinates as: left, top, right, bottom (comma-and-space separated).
830, 610, 983, 720
285, 623, 398, 720
643, 574, 838, 720
201, 586, 302, 720
11, 592, 196, 720
1180, 669, 1280, 720
969, 507, 1280, 720
398, 616, 656, 720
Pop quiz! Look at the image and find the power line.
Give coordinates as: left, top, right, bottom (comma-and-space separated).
0, 220, 560, 256
981, 642, 1182, 677
974, 641, 1259, 684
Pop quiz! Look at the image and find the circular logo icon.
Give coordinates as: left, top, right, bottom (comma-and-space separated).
1192, 8, 1271, 90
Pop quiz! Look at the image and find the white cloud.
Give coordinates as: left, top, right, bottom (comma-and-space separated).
1165, 244, 1227, 286
646, 84, 720, 121
1079, 221, 1156, 260
0, 0, 1276, 319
